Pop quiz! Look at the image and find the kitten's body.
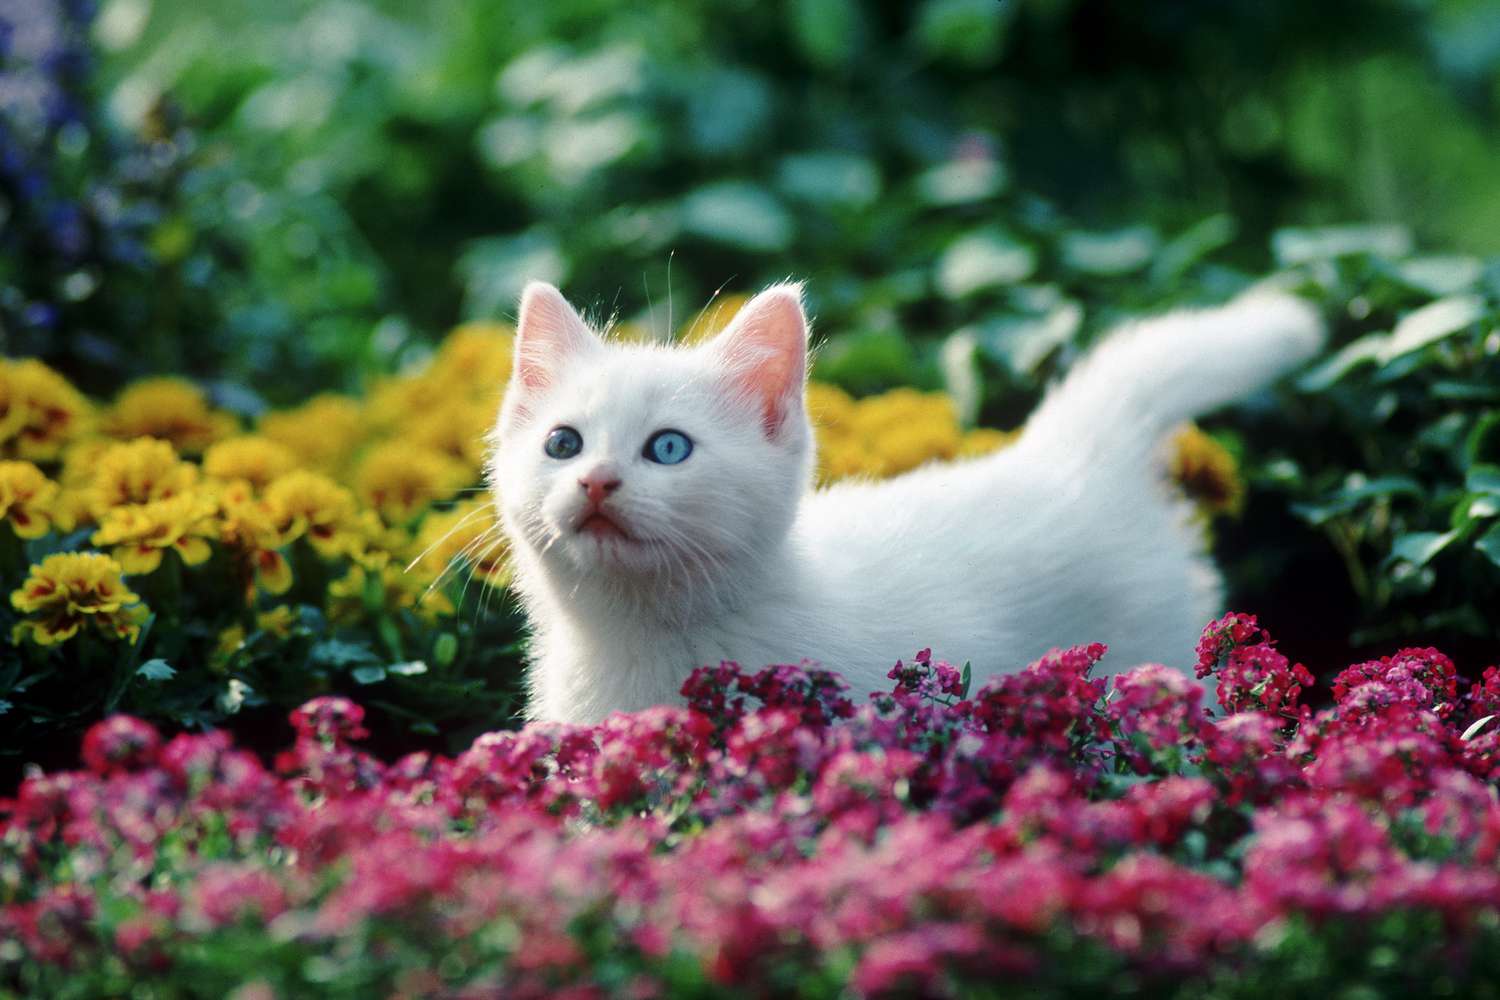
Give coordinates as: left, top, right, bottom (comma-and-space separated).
490, 284, 1323, 724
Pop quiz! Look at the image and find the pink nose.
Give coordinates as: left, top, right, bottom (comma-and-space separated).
579, 472, 622, 506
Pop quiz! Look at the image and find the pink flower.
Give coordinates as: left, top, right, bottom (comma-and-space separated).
289, 696, 370, 745
1332, 648, 1459, 718
80, 715, 162, 776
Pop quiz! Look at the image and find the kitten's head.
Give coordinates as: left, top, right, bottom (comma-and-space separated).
488, 282, 813, 596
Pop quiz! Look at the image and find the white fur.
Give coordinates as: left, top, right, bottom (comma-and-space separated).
488, 283, 1325, 724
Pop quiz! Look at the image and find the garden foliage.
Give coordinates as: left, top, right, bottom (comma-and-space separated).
5, 618, 1500, 997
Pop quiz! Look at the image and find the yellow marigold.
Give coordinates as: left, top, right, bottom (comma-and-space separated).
258, 395, 365, 473
411, 499, 510, 592
103, 378, 238, 454
806, 382, 858, 431
958, 427, 1019, 458
90, 438, 199, 514
0, 358, 93, 461
852, 389, 962, 477
256, 604, 298, 636
428, 321, 513, 397
407, 397, 494, 473
1170, 424, 1245, 518
50, 487, 94, 534
214, 480, 296, 596
11, 552, 148, 646
213, 623, 247, 668
678, 293, 751, 345
203, 435, 297, 491
364, 373, 448, 434
355, 442, 469, 524
328, 558, 453, 624
263, 469, 362, 558
212, 607, 299, 670
0, 461, 60, 539
91, 492, 217, 575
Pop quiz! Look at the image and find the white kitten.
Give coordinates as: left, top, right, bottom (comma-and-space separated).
487, 282, 1324, 724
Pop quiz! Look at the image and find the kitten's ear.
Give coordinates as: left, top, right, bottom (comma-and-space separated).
512, 282, 597, 393
708, 284, 809, 440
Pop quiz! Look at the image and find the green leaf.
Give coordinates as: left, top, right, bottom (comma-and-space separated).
1467, 465, 1500, 495
137, 659, 176, 682
1290, 475, 1422, 525
352, 665, 388, 685
680, 182, 792, 252
433, 633, 459, 667
1149, 214, 1236, 285
1271, 223, 1412, 265
776, 153, 881, 209
1059, 226, 1158, 276
915, 0, 1011, 66
387, 660, 429, 677
789, 0, 862, 69
939, 329, 982, 425
915, 159, 1005, 206
1378, 294, 1485, 363
1475, 523, 1500, 568
310, 640, 380, 668
1386, 531, 1456, 569
1461, 715, 1496, 742
935, 230, 1036, 298
977, 302, 1084, 376
1295, 333, 1386, 392
1394, 255, 1485, 296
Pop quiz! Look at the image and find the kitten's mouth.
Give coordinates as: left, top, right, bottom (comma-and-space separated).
577, 510, 632, 541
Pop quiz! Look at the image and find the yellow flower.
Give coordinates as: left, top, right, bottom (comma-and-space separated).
91, 492, 218, 575
677, 293, 751, 345
806, 383, 858, 431
0, 359, 93, 461
203, 435, 297, 491
258, 394, 365, 473
213, 624, 247, 668
11, 552, 148, 646
406, 397, 495, 474
958, 427, 1019, 458
354, 442, 469, 524
1170, 424, 1245, 518
328, 558, 453, 624
0, 461, 60, 539
103, 378, 238, 454
428, 322, 513, 398
364, 373, 449, 435
411, 499, 510, 592
263, 469, 362, 558
256, 605, 298, 636
214, 480, 295, 596
90, 438, 199, 515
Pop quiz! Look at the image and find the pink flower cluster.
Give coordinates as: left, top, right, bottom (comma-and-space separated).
4, 614, 1500, 997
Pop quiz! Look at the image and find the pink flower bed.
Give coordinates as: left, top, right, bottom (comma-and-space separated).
4, 617, 1500, 998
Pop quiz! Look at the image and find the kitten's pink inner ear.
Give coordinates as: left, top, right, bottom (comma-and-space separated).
514, 283, 594, 393
714, 286, 809, 439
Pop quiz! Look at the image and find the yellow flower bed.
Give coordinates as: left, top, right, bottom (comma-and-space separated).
2, 318, 1240, 649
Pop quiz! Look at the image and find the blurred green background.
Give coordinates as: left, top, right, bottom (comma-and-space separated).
9, 0, 1499, 395
6, 0, 1500, 682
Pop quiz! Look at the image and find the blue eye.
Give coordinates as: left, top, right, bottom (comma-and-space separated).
544, 426, 582, 460
644, 429, 693, 465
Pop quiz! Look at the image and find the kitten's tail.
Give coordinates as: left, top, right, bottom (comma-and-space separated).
1017, 289, 1325, 465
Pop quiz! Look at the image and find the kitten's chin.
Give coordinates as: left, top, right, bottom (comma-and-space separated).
554, 524, 659, 575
